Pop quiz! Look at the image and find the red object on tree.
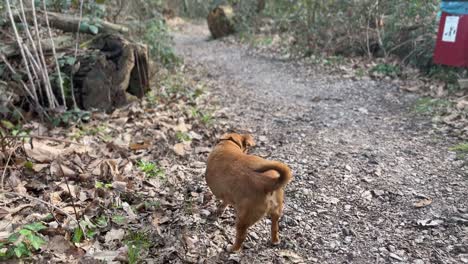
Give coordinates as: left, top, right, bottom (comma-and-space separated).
433, 12, 468, 67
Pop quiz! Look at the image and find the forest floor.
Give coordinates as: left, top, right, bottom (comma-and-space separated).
170, 20, 468, 264
1, 20, 467, 264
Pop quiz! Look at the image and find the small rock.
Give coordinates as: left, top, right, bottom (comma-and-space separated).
389, 253, 403, 261
361, 191, 372, 201
413, 259, 425, 264
200, 209, 211, 217
327, 197, 340, 205
373, 190, 385, 197
358, 107, 369, 114
379, 247, 388, 253
345, 165, 352, 172
249, 232, 259, 240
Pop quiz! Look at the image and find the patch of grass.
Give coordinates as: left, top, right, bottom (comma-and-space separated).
72, 124, 111, 141
95, 181, 113, 189
73, 217, 101, 243
413, 97, 452, 115
449, 142, 468, 158
355, 68, 366, 78
427, 65, 459, 87
0, 120, 29, 138
370, 63, 401, 77
111, 214, 127, 225
144, 200, 161, 210
253, 36, 273, 47
125, 231, 151, 264
146, 91, 158, 107
137, 160, 165, 179
0, 222, 46, 260
176, 131, 191, 142
323, 56, 345, 66
190, 107, 215, 125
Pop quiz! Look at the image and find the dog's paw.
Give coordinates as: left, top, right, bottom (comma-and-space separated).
271, 239, 281, 246
228, 245, 241, 253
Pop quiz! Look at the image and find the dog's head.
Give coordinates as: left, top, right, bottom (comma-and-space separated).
220, 133, 255, 152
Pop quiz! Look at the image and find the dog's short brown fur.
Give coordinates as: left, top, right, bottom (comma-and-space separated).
205, 133, 292, 252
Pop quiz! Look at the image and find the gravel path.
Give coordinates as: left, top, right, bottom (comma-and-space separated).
173, 22, 468, 264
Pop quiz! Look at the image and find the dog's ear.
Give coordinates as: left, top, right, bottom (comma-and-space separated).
242, 134, 256, 148
220, 133, 243, 148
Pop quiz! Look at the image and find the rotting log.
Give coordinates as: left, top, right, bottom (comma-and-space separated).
207, 5, 236, 39
1, 36, 74, 57
73, 34, 149, 111
14, 10, 128, 35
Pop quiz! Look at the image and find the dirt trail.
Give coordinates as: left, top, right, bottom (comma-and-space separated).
173, 23, 468, 263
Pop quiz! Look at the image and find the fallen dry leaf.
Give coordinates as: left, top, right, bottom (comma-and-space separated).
47, 235, 74, 254
122, 202, 137, 221
24, 140, 64, 162
129, 141, 151, 151
0, 208, 9, 219
278, 250, 305, 263
104, 229, 125, 243
32, 163, 49, 172
414, 198, 433, 208
174, 118, 189, 132
416, 219, 444, 228
173, 143, 186, 156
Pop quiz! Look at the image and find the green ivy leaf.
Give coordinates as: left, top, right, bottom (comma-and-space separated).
66, 57, 77, 65
72, 227, 83, 243
8, 233, 20, 243
88, 25, 99, 35
28, 235, 45, 250
1, 120, 15, 129
24, 161, 34, 170
79, 21, 90, 32
14, 242, 29, 258
24, 222, 46, 232
18, 229, 32, 237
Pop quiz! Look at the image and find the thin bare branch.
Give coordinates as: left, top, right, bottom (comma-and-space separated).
41, 0, 66, 108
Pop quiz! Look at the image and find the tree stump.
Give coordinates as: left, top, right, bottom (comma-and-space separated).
73, 34, 149, 111
207, 5, 236, 39
257, 0, 266, 13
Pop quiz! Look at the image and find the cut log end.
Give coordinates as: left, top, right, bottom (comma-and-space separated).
207, 6, 235, 39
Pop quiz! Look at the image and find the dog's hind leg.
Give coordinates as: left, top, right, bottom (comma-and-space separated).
270, 211, 281, 245
216, 201, 229, 216
229, 209, 263, 252
208, 200, 229, 221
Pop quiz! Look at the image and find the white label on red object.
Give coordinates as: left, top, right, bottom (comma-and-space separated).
442, 16, 459, 43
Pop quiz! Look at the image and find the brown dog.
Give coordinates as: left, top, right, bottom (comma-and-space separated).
205, 133, 292, 252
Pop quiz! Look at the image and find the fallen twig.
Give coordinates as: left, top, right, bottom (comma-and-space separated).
0, 191, 84, 232
1, 144, 19, 192
2, 135, 86, 146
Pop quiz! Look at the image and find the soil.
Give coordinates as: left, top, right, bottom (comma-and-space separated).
172, 22, 468, 264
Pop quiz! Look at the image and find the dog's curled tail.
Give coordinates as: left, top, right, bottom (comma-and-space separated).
252, 161, 292, 193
